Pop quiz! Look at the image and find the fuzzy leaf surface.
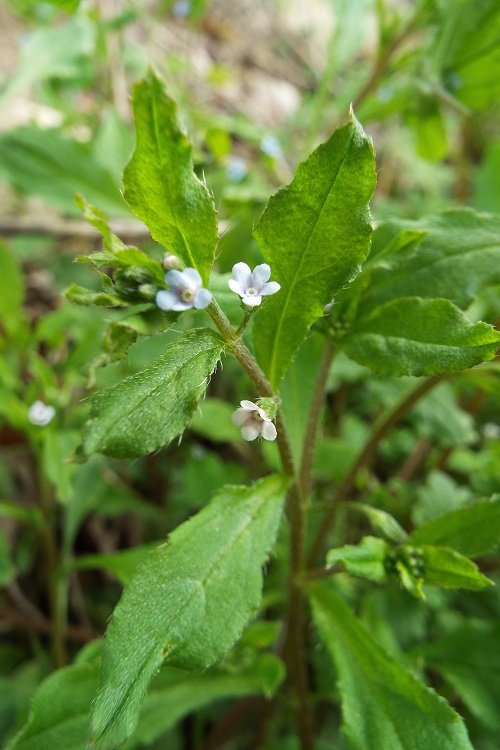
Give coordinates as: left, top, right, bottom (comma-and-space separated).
253, 114, 376, 387
90, 475, 287, 748
340, 297, 500, 376
359, 210, 500, 317
123, 70, 218, 284
82, 328, 223, 458
308, 583, 474, 750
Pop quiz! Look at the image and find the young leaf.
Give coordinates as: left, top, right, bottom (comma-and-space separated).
420, 621, 500, 733
326, 536, 389, 583
408, 496, 500, 557
340, 297, 500, 377
90, 474, 287, 749
421, 546, 493, 591
308, 582, 474, 750
253, 113, 376, 387
64, 283, 125, 308
123, 70, 218, 284
82, 328, 223, 458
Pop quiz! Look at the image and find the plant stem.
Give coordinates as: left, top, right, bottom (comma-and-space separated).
307, 375, 444, 567
35, 446, 67, 667
352, 9, 424, 112
299, 341, 335, 499
207, 300, 314, 750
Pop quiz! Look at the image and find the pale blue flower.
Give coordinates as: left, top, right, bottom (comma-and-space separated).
228, 262, 280, 307
156, 268, 211, 311
260, 135, 281, 158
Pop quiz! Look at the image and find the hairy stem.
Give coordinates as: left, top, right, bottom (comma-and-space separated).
207, 300, 314, 750
308, 375, 444, 567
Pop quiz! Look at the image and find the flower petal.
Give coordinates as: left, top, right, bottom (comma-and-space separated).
231, 262, 252, 289
240, 400, 258, 410
241, 422, 261, 441
242, 293, 262, 307
165, 269, 188, 290
252, 263, 271, 287
182, 268, 202, 287
260, 281, 281, 297
193, 287, 212, 309
156, 290, 177, 310
261, 421, 277, 441
231, 408, 252, 426
228, 278, 245, 296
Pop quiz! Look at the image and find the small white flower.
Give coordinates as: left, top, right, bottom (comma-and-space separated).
156, 268, 212, 312
231, 400, 277, 441
28, 400, 55, 426
228, 263, 281, 307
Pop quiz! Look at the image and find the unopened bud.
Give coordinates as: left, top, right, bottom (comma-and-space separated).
163, 254, 183, 270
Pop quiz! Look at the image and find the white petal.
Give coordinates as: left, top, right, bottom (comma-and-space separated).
232, 262, 252, 289
228, 278, 245, 296
261, 421, 277, 441
231, 408, 252, 426
156, 290, 177, 310
261, 281, 281, 297
242, 294, 262, 307
241, 422, 261, 441
182, 268, 202, 287
252, 263, 271, 287
257, 406, 270, 421
165, 269, 188, 290
171, 299, 193, 311
240, 400, 258, 410
193, 288, 212, 309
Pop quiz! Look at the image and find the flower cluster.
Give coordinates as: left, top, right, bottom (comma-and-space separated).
228, 263, 280, 307
156, 268, 212, 312
231, 400, 277, 441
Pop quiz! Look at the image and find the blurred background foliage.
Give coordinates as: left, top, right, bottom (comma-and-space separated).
1, 1, 500, 748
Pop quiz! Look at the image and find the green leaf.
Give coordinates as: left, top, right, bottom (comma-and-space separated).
408, 496, 500, 557
8, 661, 99, 750
90, 474, 287, 748
326, 536, 389, 583
0, 128, 127, 217
359, 210, 500, 316
253, 113, 376, 387
279, 333, 325, 466
9, 653, 283, 750
420, 621, 500, 732
0, 241, 24, 334
0, 530, 16, 588
82, 328, 223, 458
0, 16, 92, 104
308, 582, 474, 750
123, 70, 218, 284
433, 0, 500, 110
421, 546, 493, 590
340, 297, 500, 377
347, 504, 408, 544
123, 654, 284, 748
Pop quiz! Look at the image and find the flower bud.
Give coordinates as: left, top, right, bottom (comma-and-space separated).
163, 254, 183, 270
